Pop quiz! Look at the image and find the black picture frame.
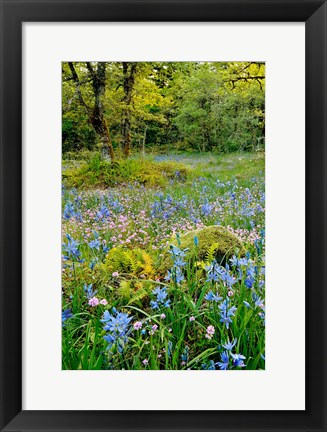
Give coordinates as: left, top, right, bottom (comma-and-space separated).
0, 0, 326, 431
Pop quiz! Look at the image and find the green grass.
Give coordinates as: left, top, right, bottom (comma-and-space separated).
62, 150, 264, 190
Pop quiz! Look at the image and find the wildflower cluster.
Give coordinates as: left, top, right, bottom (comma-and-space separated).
165, 244, 188, 285
62, 153, 265, 371
150, 286, 171, 310
219, 298, 237, 329
63, 234, 83, 263
205, 260, 236, 288
101, 308, 133, 353
84, 283, 108, 307
201, 339, 246, 370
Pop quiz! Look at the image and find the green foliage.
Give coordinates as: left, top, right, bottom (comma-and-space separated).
62, 61, 265, 156
62, 112, 97, 153
99, 247, 155, 279
117, 280, 150, 305
62, 149, 100, 162
62, 317, 104, 370
172, 63, 264, 152
62, 153, 190, 189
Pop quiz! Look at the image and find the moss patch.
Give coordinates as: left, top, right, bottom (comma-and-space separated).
160, 225, 245, 274
62, 154, 190, 189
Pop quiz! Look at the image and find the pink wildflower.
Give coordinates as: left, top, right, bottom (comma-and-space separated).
88, 297, 99, 307
189, 316, 195, 322
112, 271, 119, 277
133, 321, 142, 330
205, 325, 215, 339
100, 299, 108, 305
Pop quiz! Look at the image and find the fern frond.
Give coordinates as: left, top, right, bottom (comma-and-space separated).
205, 242, 219, 264
127, 288, 148, 306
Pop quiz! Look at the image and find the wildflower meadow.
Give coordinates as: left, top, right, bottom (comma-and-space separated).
62, 61, 265, 370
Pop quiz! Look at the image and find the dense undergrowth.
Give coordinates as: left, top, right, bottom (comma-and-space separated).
62, 151, 265, 370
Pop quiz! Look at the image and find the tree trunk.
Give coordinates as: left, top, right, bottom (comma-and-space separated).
88, 62, 115, 161
91, 111, 115, 161
122, 62, 137, 158
68, 62, 115, 161
142, 125, 148, 155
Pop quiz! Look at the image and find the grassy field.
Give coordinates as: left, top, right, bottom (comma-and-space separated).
62, 151, 265, 370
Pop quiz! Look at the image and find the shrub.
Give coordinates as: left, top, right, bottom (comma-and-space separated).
160, 225, 245, 274
62, 154, 190, 189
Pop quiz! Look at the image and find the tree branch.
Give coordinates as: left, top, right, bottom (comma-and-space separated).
86, 62, 96, 80
68, 62, 91, 113
229, 76, 265, 91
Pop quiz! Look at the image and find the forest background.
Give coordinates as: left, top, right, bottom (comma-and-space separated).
62, 61, 265, 159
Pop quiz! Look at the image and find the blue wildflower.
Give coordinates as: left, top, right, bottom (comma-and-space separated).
231, 353, 246, 368
174, 267, 185, 284
151, 286, 171, 310
96, 204, 110, 221
62, 308, 73, 326
169, 244, 187, 260
101, 308, 133, 352
150, 300, 159, 310
63, 234, 83, 263
222, 271, 237, 288
173, 256, 186, 267
84, 283, 97, 300
258, 309, 265, 326
222, 338, 237, 351
219, 298, 237, 329
238, 257, 249, 266
88, 239, 101, 250
245, 277, 254, 288
205, 291, 222, 302
205, 261, 224, 282
63, 202, 75, 220
166, 245, 187, 285
89, 259, 98, 270
202, 360, 216, 370
252, 293, 264, 307
201, 202, 213, 216
216, 351, 229, 370
63, 201, 82, 221
181, 346, 189, 364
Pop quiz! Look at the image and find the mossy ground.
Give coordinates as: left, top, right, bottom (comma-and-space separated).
62, 150, 264, 189
160, 225, 246, 274
62, 154, 190, 189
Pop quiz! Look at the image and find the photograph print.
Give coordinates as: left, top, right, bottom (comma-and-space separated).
62, 61, 265, 370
